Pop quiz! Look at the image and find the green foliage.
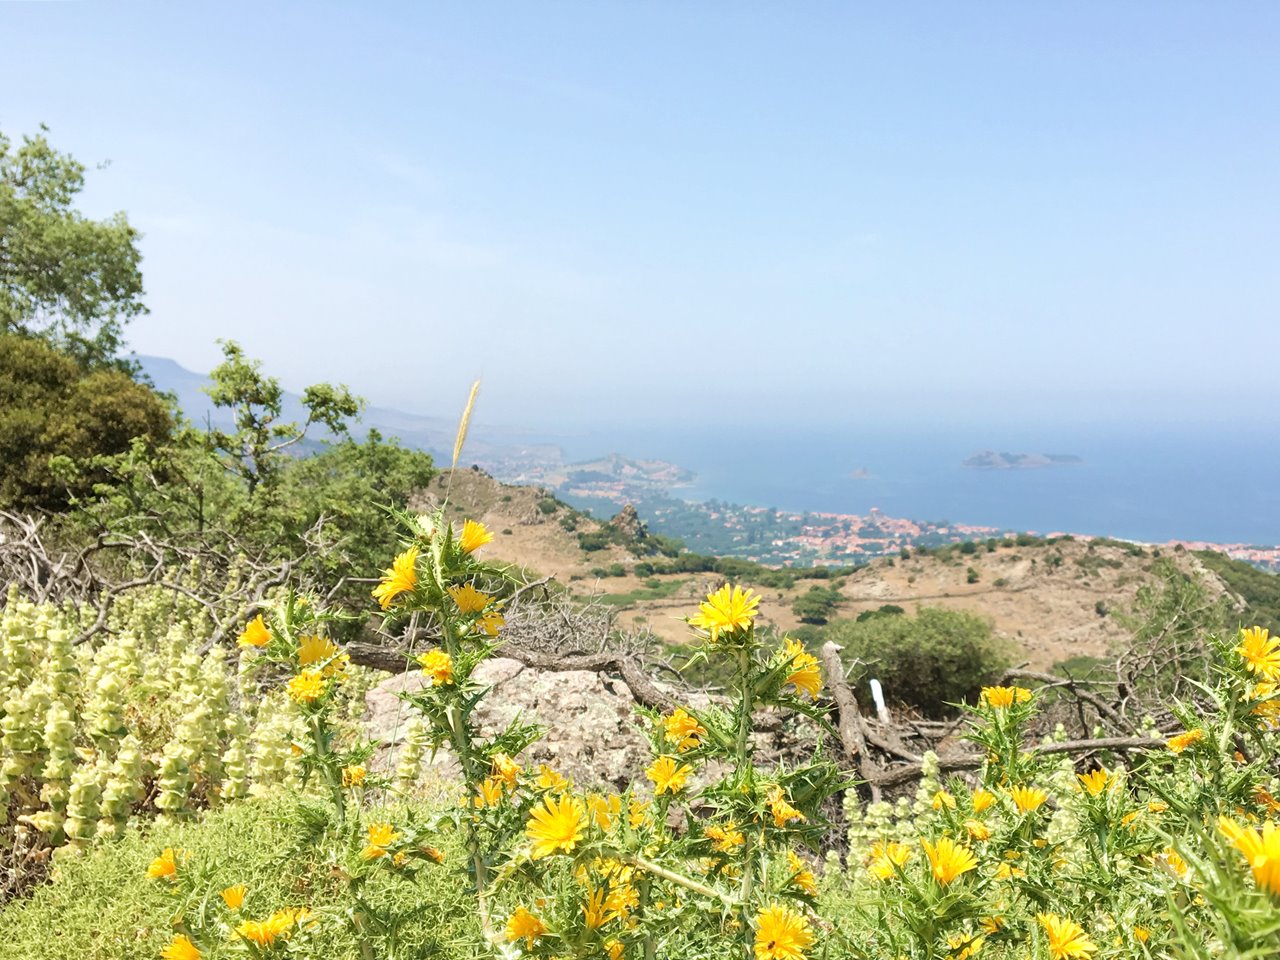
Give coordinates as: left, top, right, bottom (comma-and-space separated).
791, 585, 844, 625
824, 607, 1011, 717
0, 127, 145, 367
1116, 558, 1233, 698
0, 334, 171, 510
1195, 549, 1280, 635
204, 340, 362, 497
0, 795, 477, 960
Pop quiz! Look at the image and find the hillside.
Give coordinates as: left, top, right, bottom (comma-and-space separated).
417, 469, 1240, 672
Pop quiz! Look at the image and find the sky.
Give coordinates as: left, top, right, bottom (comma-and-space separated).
3, 2, 1278, 431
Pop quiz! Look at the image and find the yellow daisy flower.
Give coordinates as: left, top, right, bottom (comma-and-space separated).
287, 670, 325, 704
922, 836, 978, 886
372, 546, 419, 610
980, 685, 1033, 708
1237, 627, 1280, 681
767, 785, 806, 828
754, 903, 814, 960
526, 794, 586, 859
146, 848, 186, 880
1166, 729, 1204, 753
1219, 815, 1280, 896
688, 583, 761, 641
662, 708, 707, 751
646, 756, 692, 795
237, 614, 271, 648
782, 638, 822, 697
161, 935, 201, 960
220, 883, 247, 910
1037, 913, 1098, 959
458, 519, 494, 554
447, 583, 491, 613
1009, 785, 1049, 813
1077, 768, 1110, 796
867, 840, 913, 880
504, 906, 546, 948
417, 649, 454, 686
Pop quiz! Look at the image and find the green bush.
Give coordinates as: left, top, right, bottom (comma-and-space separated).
0, 795, 476, 960
824, 607, 1011, 717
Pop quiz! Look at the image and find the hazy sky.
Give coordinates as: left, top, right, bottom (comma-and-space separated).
4, 3, 1277, 430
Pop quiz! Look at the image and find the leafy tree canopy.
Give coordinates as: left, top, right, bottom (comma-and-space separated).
1, 126, 145, 366
0, 333, 171, 510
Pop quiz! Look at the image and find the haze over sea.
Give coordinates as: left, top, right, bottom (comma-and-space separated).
559, 422, 1280, 547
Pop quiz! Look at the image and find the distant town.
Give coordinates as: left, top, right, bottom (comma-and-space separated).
483, 450, 1280, 571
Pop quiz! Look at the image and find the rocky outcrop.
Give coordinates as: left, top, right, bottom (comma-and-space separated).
608, 504, 647, 542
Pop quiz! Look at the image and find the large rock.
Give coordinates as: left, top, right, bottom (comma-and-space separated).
365, 657, 654, 788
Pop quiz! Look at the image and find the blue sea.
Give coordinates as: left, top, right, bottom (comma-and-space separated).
557, 422, 1280, 546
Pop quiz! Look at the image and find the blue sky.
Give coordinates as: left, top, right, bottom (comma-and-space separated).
4, 2, 1277, 429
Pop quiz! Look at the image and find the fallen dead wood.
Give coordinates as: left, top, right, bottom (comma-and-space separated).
866, 735, 1169, 789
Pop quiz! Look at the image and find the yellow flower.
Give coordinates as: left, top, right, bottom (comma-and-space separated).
297, 634, 341, 669
422, 845, 446, 863
237, 614, 271, 649
160, 934, 201, 960
605, 940, 625, 960
932, 789, 956, 810
527, 794, 586, 859
287, 670, 325, 704
472, 777, 504, 808
235, 911, 295, 947
1133, 927, 1150, 943
1218, 815, 1280, 896
458, 519, 494, 554
504, 906, 546, 948
867, 840, 913, 880
767, 785, 805, 828
535, 764, 569, 791
1254, 785, 1280, 815
417, 649, 454, 686
1009, 785, 1048, 813
980, 916, 1005, 935
689, 583, 761, 641
1166, 729, 1204, 753
478, 609, 504, 637
1155, 848, 1189, 881
628, 798, 652, 828
754, 904, 814, 960
361, 821, 400, 860
1077, 769, 1110, 796
971, 789, 996, 813
1238, 627, 1280, 681
447, 582, 491, 613
782, 638, 822, 697
583, 886, 612, 929
220, 883, 247, 910
946, 932, 985, 960
922, 836, 978, 886
587, 792, 622, 830
662, 708, 706, 751
491, 753, 521, 790
787, 850, 818, 895
146, 848, 185, 880
964, 819, 991, 841
646, 756, 692, 795
705, 822, 746, 853
1037, 913, 1098, 959
980, 685, 1033, 708
342, 765, 367, 788
994, 862, 1025, 880
372, 546, 419, 610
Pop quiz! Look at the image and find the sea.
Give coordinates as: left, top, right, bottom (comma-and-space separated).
556, 421, 1280, 547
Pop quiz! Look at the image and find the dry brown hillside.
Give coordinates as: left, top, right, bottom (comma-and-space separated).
414, 469, 1234, 672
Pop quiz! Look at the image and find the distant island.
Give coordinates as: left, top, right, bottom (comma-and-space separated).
962, 450, 1084, 470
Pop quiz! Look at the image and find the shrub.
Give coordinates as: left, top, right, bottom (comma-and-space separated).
825, 607, 1011, 717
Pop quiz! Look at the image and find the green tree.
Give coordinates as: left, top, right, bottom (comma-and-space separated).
1, 127, 145, 366
0, 334, 171, 510
205, 340, 362, 497
825, 606, 1011, 717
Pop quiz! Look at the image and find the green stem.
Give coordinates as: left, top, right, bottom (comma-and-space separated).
733, 645, 756, 960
